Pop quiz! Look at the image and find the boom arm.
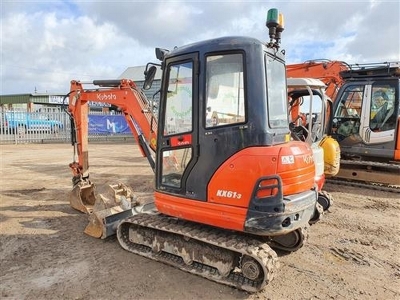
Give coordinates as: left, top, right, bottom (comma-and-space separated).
287, 60, 350, 100
67, 79, 157, 182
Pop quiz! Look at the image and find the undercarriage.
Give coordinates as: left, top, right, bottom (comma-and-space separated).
117, 213, 309, 292
70, 183, 314, 292
328, 160, 400, 193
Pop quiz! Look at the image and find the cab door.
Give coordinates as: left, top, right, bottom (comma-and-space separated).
156, 53, 199, 197
332, 81, 398, 145
360, 82, 398, 145
331, 80, 398, 159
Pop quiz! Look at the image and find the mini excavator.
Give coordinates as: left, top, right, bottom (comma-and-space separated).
66, 9, 322, 292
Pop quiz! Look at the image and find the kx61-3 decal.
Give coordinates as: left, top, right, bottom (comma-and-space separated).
216, 190, 242, 199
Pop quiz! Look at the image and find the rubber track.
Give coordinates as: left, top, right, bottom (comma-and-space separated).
341, 159, 400, 170
326, 178, 400, 193
117, 213, 279, 292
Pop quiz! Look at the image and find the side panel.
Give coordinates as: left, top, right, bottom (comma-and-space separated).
154, 191, 247, 231
155, 143, 315, 232
208, 143, 315, 207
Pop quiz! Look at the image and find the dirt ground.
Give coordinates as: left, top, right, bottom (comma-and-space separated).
1, 143, 399, 300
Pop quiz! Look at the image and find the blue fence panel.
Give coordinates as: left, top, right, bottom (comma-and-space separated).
88, 115, 130, 134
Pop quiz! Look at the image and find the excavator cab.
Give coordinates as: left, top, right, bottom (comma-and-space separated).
328, 62, 400, 187
149, 39, 319, 237
330, 67, 399, 154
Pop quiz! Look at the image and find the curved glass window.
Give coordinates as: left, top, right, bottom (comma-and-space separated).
265, 55, 288, 128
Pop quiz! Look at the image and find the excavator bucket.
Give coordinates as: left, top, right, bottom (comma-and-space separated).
70, 181, 156, 239
83, 183, 136, 239
69, 181, 97, 214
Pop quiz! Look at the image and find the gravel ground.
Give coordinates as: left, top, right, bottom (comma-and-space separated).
1, 143, 399, 300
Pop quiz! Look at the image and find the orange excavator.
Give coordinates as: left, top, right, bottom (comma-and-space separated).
287, 60, 400, 192
286, 59, 350, 101
65, 9, 322, 292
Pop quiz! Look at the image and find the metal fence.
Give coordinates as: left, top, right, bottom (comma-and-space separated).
0, 110, 134, 144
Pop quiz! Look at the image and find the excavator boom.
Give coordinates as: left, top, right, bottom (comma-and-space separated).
68, 79, 157, 178
287, 59, 350, 100
66, 78, 158, 236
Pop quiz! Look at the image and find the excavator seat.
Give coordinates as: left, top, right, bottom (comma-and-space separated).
371, 102, 388, 130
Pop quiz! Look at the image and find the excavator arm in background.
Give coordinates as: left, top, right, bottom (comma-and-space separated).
287, 60, 350, 100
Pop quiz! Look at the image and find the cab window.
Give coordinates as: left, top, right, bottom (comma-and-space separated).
205, 53, 245, 128
164, 61, 193, 136
334, 85, 363, 118
370, 83, 397, 131
265, 55, 288, 128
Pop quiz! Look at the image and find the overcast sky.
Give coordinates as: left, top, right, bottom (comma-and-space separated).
1, 0, 399, 95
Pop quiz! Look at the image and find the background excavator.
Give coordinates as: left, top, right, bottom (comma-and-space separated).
65, 9, 323, 292
287, 60, 400, 192
286, 59, 350, 101
287, 78, 340, 211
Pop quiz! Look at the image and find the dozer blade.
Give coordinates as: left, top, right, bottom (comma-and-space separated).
69, 181, 97, 214
84, 205, 134, 239
82, 183, 136, 239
